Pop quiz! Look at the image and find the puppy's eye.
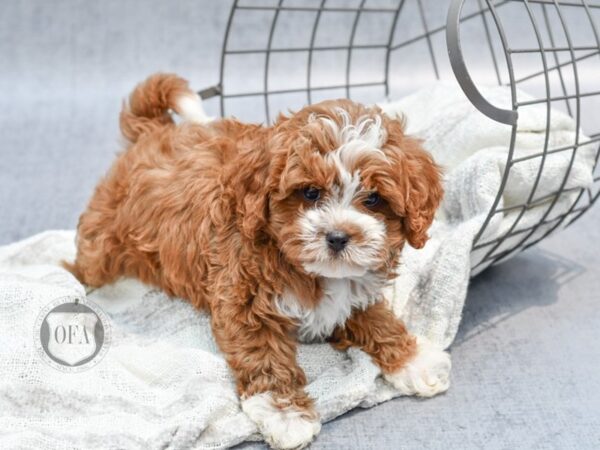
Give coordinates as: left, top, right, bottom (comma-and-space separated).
303, 186, 321, 202
363, 192, 381, 208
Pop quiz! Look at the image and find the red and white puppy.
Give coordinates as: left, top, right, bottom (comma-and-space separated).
66, 74, 450, 449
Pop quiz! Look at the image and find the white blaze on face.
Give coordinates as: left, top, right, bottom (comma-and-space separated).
299, 109, 389, 278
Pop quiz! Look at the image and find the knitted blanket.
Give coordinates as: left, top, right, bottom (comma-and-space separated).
0, 84, 595, 449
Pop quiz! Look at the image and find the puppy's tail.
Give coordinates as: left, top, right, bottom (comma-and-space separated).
119, 73, 212, 143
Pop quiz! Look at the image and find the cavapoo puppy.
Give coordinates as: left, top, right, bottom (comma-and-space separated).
66, 73, 450, 449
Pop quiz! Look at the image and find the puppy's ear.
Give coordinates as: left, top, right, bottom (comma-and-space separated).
238, 151, 277, 240
398, 137, 443, 249
232, 132, 275, 240
239, 187, 269, 240
380, 119, 443, 249
237, 130, 291, 240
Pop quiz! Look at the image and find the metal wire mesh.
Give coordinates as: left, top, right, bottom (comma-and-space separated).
199, 0, 600, 271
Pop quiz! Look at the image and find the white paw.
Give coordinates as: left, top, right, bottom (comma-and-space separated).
241, 392, 321, 449
384, 336, 451, 397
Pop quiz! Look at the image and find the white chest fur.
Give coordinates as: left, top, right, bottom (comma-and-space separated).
276, 274, 385, 342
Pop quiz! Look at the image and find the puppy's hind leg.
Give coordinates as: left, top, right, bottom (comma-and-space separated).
61, 253, 118, 288
62, 226, 124, 289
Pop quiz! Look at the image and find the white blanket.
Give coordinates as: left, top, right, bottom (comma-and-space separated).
0, 84, 596, 449
381, 83, 596, 347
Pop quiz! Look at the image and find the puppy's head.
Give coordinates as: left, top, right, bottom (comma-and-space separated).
244, 99, 442, 279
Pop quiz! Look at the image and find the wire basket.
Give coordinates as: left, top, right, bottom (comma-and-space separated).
199, 0, 600, 271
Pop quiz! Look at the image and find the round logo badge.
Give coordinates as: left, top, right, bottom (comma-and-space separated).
34, 297, 111, 372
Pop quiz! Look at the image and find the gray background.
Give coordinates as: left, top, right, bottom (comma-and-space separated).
1, 1, 599, 449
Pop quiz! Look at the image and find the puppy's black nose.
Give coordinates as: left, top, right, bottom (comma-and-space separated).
326, 231, 350, 252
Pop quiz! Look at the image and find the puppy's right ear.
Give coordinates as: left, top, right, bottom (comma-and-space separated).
237, 132, 283, 241
238, 118, 299, 240
239, 185, 270, 240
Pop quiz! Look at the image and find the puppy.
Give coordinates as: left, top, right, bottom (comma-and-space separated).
66, 74, 450, 449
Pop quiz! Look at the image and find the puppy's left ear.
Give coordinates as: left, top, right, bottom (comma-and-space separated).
377, 113, 443, 250
396, 136, 443, 249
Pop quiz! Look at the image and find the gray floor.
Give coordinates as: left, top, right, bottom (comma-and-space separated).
1, 1, 599, 449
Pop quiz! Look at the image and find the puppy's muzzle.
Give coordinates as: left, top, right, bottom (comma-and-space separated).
326, 230, 350, 253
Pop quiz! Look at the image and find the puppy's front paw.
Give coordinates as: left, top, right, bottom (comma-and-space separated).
384, 336, 451, 397
242, 392, 321, 449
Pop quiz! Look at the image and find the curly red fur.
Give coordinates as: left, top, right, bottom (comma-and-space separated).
65, 73, 443, 421
330, 301, 417, 374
